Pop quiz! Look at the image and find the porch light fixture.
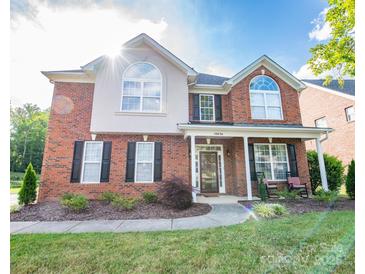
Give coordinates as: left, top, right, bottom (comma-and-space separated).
226, 149, 231, 157
91, 133, 96, 141
206, 138, 211, 144
143, 135, 148, 141
268, 137, 272, 143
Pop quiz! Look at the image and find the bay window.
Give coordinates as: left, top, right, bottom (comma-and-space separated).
121, 62, 162, 112
135, 142, 154, 182
249, 75, 283, 120
254, 144, 289, 180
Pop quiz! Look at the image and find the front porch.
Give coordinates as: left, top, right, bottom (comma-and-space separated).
178, 123, 332, 202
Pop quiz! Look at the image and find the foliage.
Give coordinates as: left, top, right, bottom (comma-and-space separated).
307, 150, 344, 193
157, 177, 192, 210
271, 204, 288, 216
60, 193, 88, 212
277, 189, 300, 200
313, 189, 338, 204
11, 171, 40, 188
253, 203, 288, 218
10, 103, 49, 174
142, 192, 158, 204
345, 160, 355, 199
257, 174, 268, 201
100, 191, 118, 203
10, 205, 22, 213
111, 196, 139, 210
308, 0, 355, 86
18, 163, 38, 205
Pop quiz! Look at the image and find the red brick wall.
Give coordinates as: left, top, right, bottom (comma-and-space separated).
189, 66, 302, 125
299, 85, 355, 166
39, 82, 189, 202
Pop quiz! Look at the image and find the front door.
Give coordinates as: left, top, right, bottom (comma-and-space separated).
200, 151, 219, 193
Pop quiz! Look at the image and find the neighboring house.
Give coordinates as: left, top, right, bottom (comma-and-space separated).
38, 33, 331, 202
299, 80, 355, 166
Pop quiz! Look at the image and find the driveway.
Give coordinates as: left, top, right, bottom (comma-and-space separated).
11, 204, 251, 234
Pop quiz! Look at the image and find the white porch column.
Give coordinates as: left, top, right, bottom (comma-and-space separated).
243, 136, 253, 200
190, 135, 197, 202
316, 138, 329, 191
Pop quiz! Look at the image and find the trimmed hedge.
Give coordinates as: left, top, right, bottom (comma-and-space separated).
158, 177, 192, 210
307, 150, 344, 193
346, 160, 355, 199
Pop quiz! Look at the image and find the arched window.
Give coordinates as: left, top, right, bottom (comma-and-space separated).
249, 75, 283, 120
121, 62, 162, 112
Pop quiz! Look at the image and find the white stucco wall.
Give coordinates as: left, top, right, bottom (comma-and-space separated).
90, 44, 189, 134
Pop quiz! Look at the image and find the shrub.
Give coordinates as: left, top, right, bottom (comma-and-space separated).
271, 204, 288, 216
313, 189, 338, 204
346, 160, 355, 199
257, 175, 268, 201
60, 193, 88, 212
307, 150, 345, 193
10, 204, 22, 213
100, 191, 118, 203
277, 189, 300, 200
253, 203, 288, 218
142, 192, 158, 204
18, 163, 38, 205
112, 196, 139, 210
157, 177, 192, 210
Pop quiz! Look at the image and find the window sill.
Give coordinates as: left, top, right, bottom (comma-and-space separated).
115, 111, 167, 117
80, 182, 100, 184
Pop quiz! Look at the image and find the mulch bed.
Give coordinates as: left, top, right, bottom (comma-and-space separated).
10, 201, 212, 222
239, 197, 354, 214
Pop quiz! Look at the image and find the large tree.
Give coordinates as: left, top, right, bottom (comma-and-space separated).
308, 0, 355, 86
10, 103, 49, 174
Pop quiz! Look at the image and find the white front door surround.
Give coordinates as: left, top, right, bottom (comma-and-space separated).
184, 124, 331, 201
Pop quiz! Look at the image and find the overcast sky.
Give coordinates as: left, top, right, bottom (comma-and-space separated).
11, 0, 330, 109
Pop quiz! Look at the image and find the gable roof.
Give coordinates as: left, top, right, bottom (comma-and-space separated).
196, 73, 230, 85
302, 79, 355, 96
226, 55, 306, 91
82, 33, 198, 76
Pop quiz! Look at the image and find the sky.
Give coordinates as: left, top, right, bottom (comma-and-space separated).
11, 0, 331, 109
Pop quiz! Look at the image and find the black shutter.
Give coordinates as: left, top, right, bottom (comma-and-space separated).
287, 144, 298, 177
193, 94, 200, 120
70, 141, 84, 183
154, 142, 163, 182
248, 144, 256, 180
126, 142, 136, 182
100, 141, 112, 182
214, 95, 222, 121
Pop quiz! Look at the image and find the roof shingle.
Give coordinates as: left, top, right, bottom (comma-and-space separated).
303, 79, 355, 96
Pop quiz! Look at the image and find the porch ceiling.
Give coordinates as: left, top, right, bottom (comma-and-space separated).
178, 123, 333, 140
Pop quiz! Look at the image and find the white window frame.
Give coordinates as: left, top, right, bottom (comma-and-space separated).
121, 62, 162, 113
315, 117, 328, 128
345, 106, 355, 122
134, 142, 155, 183
254, 143, 290, 181
81, 141, 104, 184
199, 94, 215, 122
249, 76, 283, 120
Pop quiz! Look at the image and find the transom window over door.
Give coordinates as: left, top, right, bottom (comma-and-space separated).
121, 62, 162, 112
254, 144, 289, 180
200, 94, 215, 121
249, 75, 283, 120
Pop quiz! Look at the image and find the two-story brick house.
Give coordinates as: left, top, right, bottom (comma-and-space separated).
39, 33, 331, 202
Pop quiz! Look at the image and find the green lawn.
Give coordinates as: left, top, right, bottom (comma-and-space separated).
10, 187, 20, 194
11, 211, 354, 273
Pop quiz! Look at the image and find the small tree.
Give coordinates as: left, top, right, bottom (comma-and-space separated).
346, 159, 355, 199
18, 163, 38, 205
307, 151, 344, 193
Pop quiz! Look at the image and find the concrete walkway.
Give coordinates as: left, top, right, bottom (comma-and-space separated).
11, 204, 250, 234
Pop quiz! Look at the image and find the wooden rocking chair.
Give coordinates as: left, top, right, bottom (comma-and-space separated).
256, 172, 278, 198
286, 172, 309, 198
